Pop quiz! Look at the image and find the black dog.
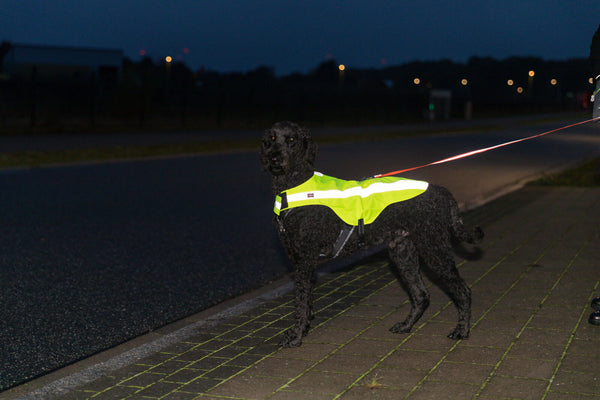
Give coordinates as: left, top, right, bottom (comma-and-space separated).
260, 121, 483, 347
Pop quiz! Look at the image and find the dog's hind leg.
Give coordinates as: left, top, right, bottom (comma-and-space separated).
388, 231, 430, 334
421, 250, 471, 340
281, 266, 315, 347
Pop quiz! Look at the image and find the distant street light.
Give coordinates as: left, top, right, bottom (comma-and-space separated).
550, 79, 558, 86
338, 64, 345, 88
413, 78, 421, 85
461, 79, 468, 86
165, 56, 173, 63
526, 70, 535, 99
507, 79, 514, 86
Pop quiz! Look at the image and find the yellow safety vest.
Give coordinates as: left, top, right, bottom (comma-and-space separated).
274, 172, 428, 226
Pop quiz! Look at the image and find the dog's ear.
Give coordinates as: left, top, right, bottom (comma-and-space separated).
300, 126, 317, 168
259, 131, 271, 171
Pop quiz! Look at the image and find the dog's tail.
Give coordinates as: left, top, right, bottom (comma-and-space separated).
450, 204, 484, 245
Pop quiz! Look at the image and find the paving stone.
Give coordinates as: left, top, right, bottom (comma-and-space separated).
161, 391, 200, 400
479, 375, 550, 400
134, 381, 181, 397
313, 353, 381, 375
303, 327, 361, 345
189, 357, 230, 370
358, 366, 429, 391
562, 353, 599, 374
270, 342, 337, 361
338, 385, 410, 400
550, 369, 600, 395
210, 345, 251, 359
118, 371, 167, 388
322, 315, 373, 331
162, 368, 205, 384
195, 339, 235, 352
543, 392, 600, 400
245, 341, 281, 356
283, 370, 360, 395
358, 323, 403, 342
444, 345, 506, 366
338, 304, 397, 319
405, 380, 481, 399
268, 390, 335, 399
83, 385, 140, 399
172, 348, 213, 363
135, 352, 174, 366
495, 356, 558, 380
176, 377, 222, 394
224, 353, 265, 368
147, 360, 190, 374
202, 365, 245, 380
575, 321, 600, 341
206, 372, 288, 399
381, 349, 444, 370
337, 338, 400, 358
474, 315, 528, 335
107, 363, 150, 381
244, 357, 314, 378
426, 361, 495, 385
528, 309, 584, 330
397, 333, 457, 352
518, 327, 572, 347
462, 329, 515, 348
564, 338, 600, 357
251, 326, 287, 339
507, 341, 567, 361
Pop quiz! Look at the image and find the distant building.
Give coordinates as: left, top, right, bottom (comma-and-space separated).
0, 42, 123, 85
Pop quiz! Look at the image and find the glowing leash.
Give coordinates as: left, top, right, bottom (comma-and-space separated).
373, 116, 600, 178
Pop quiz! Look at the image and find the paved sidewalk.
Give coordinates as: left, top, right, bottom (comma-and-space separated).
10, 186, 600, 399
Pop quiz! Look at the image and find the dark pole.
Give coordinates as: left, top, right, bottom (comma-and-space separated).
29, 65, 37, 129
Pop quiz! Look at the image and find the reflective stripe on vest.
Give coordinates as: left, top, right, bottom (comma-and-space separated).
274, 172, 428, 226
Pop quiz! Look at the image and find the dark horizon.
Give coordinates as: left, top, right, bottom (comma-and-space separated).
1, 1, 599, 76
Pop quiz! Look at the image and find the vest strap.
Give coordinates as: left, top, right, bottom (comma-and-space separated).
358, 218, 365, 242
331, 224, 355, 258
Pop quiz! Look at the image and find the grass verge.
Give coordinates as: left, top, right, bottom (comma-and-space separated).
0, 125, 494, 170
0, 112, 590, 170
528, 158, 600, 187
0, 139, 260, 170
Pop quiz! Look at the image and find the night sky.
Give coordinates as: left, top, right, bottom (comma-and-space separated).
2, 1, 599, 75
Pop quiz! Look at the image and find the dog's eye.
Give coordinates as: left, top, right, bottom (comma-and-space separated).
271, 136, 276, 142
287, 137, 295, 144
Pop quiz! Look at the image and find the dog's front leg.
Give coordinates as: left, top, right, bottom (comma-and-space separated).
281, 265, 315, 347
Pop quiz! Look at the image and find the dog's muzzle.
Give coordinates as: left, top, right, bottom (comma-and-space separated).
268, 154, 286, 175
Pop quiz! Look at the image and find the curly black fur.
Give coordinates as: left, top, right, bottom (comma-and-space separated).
260, 121, 484, 347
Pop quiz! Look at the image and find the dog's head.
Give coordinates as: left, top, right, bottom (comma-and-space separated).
260, 121, 317, 176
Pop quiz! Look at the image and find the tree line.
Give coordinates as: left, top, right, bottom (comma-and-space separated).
0, 55, 593, 134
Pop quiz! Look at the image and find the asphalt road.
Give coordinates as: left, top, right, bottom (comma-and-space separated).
1, 118, 599, 390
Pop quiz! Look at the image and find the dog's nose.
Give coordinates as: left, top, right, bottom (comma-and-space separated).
270, 152, 282, 165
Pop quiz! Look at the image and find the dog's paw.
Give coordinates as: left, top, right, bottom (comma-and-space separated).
389, 322, 412, 334
280, 327, 304, 348
447, 326, 469, 340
